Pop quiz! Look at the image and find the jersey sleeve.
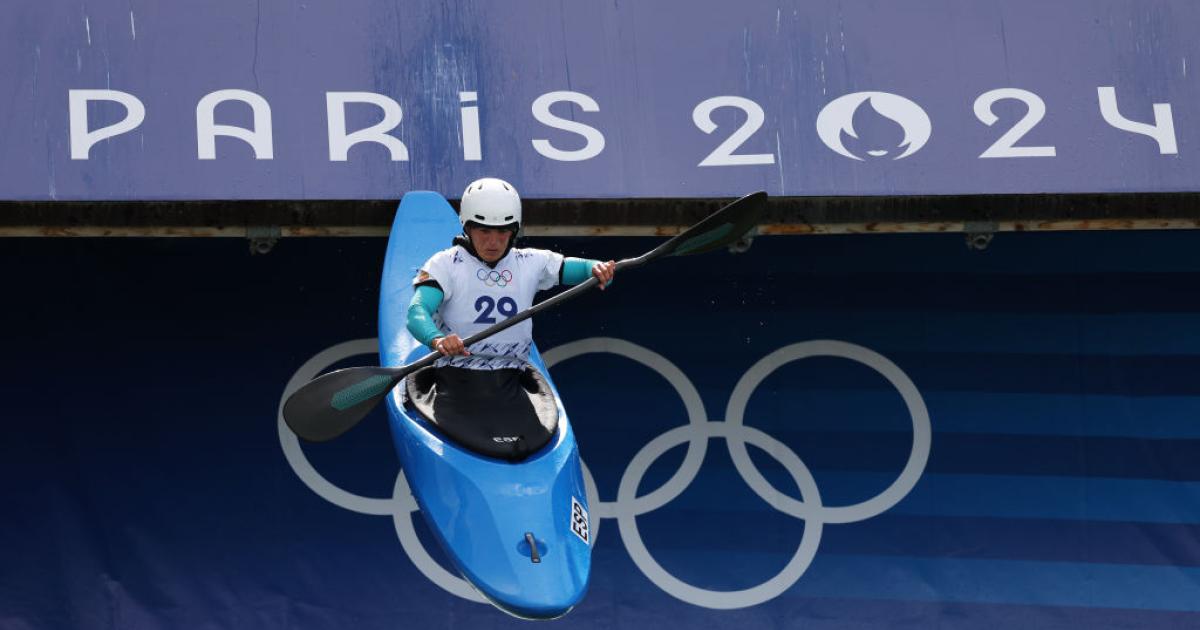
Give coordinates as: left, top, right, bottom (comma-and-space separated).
406, 285, 445, 348
415, 249, 454, 302
561, 257, 603, 285
532, 249, 565, 291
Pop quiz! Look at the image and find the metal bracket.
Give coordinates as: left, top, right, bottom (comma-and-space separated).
247, 225, 281, 255
963, 221, 997, 251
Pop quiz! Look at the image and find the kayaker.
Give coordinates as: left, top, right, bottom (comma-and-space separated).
403, 177, 615, 457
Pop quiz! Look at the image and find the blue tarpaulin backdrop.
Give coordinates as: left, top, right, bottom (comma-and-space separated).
1, 227, 1199, 628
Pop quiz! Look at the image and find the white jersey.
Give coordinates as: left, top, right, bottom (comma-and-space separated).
415, 245, 563, 370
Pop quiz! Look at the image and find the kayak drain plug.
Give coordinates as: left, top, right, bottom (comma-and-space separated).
524, 532, 541, 564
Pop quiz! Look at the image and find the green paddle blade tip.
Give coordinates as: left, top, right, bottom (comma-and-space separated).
673, 223, 734, 256
331, 374, 396, 410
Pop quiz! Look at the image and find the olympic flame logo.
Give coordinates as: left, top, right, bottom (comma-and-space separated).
816, 91, 932, 161
278, 338, 931, 609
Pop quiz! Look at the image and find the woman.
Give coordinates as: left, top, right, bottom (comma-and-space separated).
404, 177, 615, 459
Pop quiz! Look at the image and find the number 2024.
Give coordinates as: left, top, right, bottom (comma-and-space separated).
692, 87, 1177, 165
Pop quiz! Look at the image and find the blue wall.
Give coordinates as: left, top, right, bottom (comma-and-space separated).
2, 228, 1199, 628
2, 0, 1198, 200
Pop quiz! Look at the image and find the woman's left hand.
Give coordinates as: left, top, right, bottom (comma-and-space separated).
592, 260, 616, 290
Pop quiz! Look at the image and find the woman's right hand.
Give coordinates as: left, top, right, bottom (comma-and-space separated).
433, 334, 470, 356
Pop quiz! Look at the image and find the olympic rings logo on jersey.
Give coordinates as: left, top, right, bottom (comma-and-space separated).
278, 337, 931, 610
476, 268, 513, 287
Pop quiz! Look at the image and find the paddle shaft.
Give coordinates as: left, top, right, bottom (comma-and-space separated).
398, 254, 650, 375
361, 190, 759, 380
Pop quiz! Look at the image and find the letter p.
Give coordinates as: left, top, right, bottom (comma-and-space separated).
69, 90, 146, 160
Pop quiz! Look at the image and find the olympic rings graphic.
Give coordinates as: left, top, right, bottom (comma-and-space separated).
476, 268, 513, 287
278, 337, 930, 610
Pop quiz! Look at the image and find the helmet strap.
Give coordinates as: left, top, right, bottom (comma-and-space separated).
456, 224, 520, 268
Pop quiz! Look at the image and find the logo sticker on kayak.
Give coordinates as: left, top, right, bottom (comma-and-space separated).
570, 497, 590, 544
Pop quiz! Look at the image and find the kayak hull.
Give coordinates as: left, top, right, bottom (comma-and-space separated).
378, 191, 592, 619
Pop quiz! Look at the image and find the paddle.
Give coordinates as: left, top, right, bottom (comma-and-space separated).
283, 191, 767, 442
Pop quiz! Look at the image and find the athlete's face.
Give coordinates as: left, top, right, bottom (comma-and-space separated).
468, 225, 514, 263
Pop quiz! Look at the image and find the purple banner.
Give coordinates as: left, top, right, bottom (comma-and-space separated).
1, 0, 1197, 200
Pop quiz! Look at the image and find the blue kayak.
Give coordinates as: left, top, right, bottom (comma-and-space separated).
377, 191, 592, 619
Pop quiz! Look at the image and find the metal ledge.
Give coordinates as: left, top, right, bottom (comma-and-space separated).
0, 192, 1197, 237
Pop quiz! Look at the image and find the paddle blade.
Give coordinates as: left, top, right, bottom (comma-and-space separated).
282, 366, 405, 442
663, 191, 767, 257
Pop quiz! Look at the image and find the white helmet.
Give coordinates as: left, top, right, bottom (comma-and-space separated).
460, 178, 521, 230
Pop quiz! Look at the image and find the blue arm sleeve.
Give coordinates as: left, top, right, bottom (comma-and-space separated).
406, 285, 445, 348
562, 257, 603, 286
